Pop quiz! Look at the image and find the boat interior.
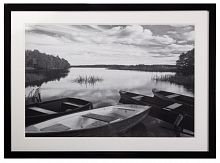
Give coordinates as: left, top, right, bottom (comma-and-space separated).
26, 98, 89, 117
156, 90, 194, 104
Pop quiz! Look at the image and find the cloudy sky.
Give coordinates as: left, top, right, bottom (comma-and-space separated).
25, 24, 194, 65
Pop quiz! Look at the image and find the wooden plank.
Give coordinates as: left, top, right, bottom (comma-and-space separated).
166, 94, 180, 98
132, 95, 144, 100
117, 107, 136, 111
62, 102, 83, 107
82, 113, 119, 123
166, 103, 182, 110
28, 107, 57, 114
40, 124, 70, 132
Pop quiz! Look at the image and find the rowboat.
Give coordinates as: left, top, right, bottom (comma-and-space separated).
119, 90, 194, 133
152, 89, 194, 107
26, 98, 93, 127
25, 104, 151, 137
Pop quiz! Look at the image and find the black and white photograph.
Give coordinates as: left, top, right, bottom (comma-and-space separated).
5, 3, 216, 158
25, 24, 195, 137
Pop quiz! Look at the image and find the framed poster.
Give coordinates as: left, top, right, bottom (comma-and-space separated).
4, 4, 216, 158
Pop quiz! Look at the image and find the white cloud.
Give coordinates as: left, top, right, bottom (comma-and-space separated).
183, 26, 193, 31
167, 31, 178, 34
167, 44, 194, 53
169, 25, 191, 27
153, 35, 175, 45
183, 31, 195, 41
103, 25, 175, 46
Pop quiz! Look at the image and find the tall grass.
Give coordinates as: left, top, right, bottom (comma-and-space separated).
153, 74, 194, 91
72, 75, 103, 86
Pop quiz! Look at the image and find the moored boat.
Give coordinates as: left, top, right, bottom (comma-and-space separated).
26, 97, 93, 126
25, 104, 151, 137
152, 88, 194, 107
119, 90, 194, 133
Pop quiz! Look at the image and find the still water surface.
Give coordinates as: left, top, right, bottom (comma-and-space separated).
25, 68, 193, 108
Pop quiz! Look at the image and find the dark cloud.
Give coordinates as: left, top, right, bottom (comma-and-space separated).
98, 25, 126, 29
26, 27, 79, 42
143, 25, 177, 35
143, 25, 194, 45
26, 29, 59, 37
117, 30, 133, 37
151, 55, 175, 58
69, 25, 102, 32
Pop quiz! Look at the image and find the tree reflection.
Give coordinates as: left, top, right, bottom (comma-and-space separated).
25, 69, 69, 87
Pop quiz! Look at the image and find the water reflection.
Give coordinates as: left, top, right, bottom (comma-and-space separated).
25, 69, 69, 87
25, 68, 194, 108
72, 75, 103, 87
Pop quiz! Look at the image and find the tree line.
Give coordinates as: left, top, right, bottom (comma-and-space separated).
25, 49, 70, 70
176, 49, 194, 75
72, 64, 177, 72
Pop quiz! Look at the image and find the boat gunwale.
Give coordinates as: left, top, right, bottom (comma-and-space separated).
26, 97, 92, 107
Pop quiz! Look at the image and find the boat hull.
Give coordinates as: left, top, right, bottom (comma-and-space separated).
25, 105, 150, 137
26, 98, 93, 126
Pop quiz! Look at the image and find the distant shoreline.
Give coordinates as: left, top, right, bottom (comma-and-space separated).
70, 64, 177, 72
26, 67, 70, 72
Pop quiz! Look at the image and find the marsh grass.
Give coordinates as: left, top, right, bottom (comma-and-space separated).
72, 75, 103, 86
153, 74, 194, 91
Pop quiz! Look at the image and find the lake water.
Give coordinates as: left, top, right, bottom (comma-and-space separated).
25, 68, 194, 108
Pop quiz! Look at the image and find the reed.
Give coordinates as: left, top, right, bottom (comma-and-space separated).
72, 75, 103, 85
153, 74, 194, 90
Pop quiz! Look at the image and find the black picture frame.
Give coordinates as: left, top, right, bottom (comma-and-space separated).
4, 3, 216, 158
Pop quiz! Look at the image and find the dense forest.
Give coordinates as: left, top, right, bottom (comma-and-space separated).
25, 50, 70, 70
25, 50, 70, 87
176, 49, 194, 75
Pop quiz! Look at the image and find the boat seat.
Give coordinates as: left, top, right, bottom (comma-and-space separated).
28, 107, 57, 114
132, 95, 144, 101
182, 129, 194, 136
82, 113, 119, 123
165, 103, 182, 110
62, 102, 83, 108
40, 124, 70, 132
166, 94, 180, 98
26, 125, 39, 132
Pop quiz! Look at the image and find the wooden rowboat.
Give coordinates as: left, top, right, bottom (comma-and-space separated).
26, 98, 93, 127
152, 89, 194, 107
25, 104, 150, 137
119, 90, 194, 133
